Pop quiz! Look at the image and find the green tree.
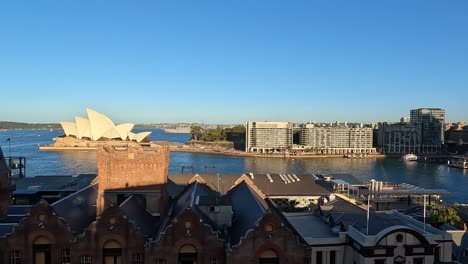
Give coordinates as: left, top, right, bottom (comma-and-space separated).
429, 204, 461, 226
190, 126, 203, 141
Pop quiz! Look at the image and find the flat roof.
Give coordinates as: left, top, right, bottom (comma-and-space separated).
13, 174, 96, 195
168, 173, 331, 197
284, 212, 339, 239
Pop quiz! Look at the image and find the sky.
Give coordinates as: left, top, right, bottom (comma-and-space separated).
0, 0, 467, 124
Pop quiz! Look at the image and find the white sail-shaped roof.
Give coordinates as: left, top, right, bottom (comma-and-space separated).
128, 131, 151, 143
59, 108, 151, 143
87, 108, 116, 141
60, 122, 77, 137
115, 123, 134, 140
75, 117, 91, 139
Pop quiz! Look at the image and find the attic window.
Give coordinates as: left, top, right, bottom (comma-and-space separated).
264, 224, 273, 232
38, 214, 46, 222
185, 221, 192, 229
396, 234, 404, 243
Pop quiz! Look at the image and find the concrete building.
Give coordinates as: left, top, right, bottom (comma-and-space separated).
246, 122, 293, 153
300, 124, 375, 155
377, 122, 420, 154
411, 108, 445, 149
377, 108, 446, 154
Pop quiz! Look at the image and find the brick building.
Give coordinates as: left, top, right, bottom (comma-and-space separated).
0, 144, 455, 264
0, 144, 309, 264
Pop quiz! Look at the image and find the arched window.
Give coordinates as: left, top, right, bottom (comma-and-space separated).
33, 236, 51, 264
103, 240, 122, 264
259, 249, 278, 264
179, 244, 197, 264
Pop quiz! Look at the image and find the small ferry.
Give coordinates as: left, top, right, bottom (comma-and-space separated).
401, 154, 418, 161
447, 156, 468, 170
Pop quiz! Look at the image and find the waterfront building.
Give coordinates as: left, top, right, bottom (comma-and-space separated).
445, 129, 468, 154
377, 122, 420, 154
377, 108, 445, 154
246, 121, 293, 153
299, 123, 375, 155
410, 108, 445, 149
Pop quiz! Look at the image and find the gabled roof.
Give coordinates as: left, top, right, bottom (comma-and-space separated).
119, 195, 158, 236
319, 196, 368, 230
168, 173, 331, 196
0, 146, 10, 174
52, 183, 98, 234
0, 224, 16, 238
156, 181, 221, 240
226, 180, 269, 246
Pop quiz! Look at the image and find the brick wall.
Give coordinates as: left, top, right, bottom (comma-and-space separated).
96, 143, 170, 215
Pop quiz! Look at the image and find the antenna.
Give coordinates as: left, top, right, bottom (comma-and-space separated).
367, 193, 371, 236
423, 194, 426, 234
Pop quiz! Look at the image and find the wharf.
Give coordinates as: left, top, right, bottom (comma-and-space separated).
417, 155, 449, 163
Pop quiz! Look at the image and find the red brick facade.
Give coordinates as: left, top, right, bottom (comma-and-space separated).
72, 205, 146, 263
149, 208, 226, 263
229, 212, 308, 264
96, 143, 170, 215
0, 159, 10, 218
0, 201, 73, 264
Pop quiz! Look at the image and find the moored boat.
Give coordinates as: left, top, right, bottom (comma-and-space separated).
401, 153, 418, 161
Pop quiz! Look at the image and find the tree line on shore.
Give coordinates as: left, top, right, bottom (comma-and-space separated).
190, 125, 246, 150
0, 121, 61, 130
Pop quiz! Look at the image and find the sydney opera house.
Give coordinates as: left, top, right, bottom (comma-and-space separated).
60, 108, 151, 143
40, 109, 152, 149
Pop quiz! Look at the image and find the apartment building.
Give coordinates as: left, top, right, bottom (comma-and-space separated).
246, 121, 293, 153
299, 123, 375, 155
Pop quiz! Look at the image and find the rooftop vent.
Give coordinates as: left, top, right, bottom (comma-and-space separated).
266, 174, 273, 183
292, 174, 300, 182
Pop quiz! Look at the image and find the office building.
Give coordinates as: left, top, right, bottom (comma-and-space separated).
378, 108, 445, 154
410, 108, 445, 147
377, 122, 420, 154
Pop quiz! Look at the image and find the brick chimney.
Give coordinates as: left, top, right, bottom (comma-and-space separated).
96, 143, 170, 216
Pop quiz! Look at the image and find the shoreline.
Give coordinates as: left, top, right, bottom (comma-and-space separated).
39, 143, 386, 159
171, 147, 386, 158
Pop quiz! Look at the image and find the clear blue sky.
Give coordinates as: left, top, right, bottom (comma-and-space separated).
0, 0, 467, 124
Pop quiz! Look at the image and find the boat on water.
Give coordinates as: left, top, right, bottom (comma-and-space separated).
447, 156, 468, 169
401, 153, 418, 161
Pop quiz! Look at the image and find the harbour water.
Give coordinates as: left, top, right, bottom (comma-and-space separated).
1, 129, 467, 203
